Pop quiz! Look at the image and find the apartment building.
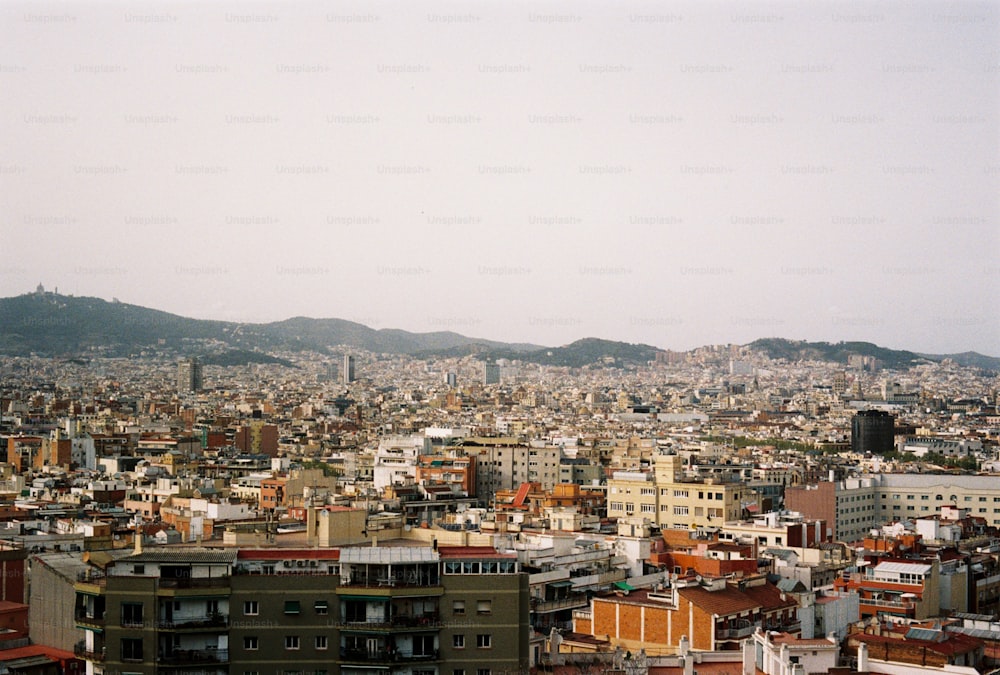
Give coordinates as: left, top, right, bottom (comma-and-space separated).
73, 543, 528, 675
460, 438, 562, 497
373, 435, 431, 490
833, 558, 941, 620
606, 453, 756, 530
784, 477, 879, 543
788, 474, 1000, 542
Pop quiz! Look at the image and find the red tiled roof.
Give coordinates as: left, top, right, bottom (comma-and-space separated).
677, 585, 762, 616
0, 644, 76, 661
236, 549, 340, 560
852, 631, 983, 656
0, 601, 28, 613
740, 583, 798, 612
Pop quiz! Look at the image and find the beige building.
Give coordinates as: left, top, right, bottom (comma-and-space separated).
607, 453, 758, 530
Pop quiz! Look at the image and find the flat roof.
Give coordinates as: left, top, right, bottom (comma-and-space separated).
340, 547, 439, 564
873, 561, 932, 575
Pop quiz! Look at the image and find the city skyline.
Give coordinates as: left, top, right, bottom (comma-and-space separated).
2, 0, 997, 355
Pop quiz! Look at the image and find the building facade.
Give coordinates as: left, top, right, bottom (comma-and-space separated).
73, 545, 528, 675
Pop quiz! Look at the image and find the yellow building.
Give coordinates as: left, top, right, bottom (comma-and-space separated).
607, 453, 758, 530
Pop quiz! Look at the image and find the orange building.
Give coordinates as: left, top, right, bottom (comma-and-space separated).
261, 476, 288, 510
495, 482, 604, 516
650, 539, 760, 579
6, 436, 43, 472
415, 455, 476, 495
572, 575, 800, 654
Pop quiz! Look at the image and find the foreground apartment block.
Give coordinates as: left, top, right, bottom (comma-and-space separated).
73, 544, 528, 675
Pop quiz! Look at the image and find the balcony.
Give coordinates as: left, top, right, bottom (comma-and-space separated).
336, 585, 444, 598
859, 597, 916, 612
157, 577, 230, 596
158, 613, 229, 630
337, 615, 443, 631
73, 641, 106, 662
764, 621, 801, 634
340, 648, 440, 664
74, 609, 105, 630
716, 624, 757, 640
159, 649, 229, 666
531, 596, 590, 614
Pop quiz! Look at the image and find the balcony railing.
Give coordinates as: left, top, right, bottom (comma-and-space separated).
158, 649, 229, 665
73, 641, 106, 662
158, 613, 229, 629
158, 577, 230, 590
531, 596, 590, 613
716, 624, 756, 639
336, 615, 443, 630
340, 648, 440, 664
74, 609, 105, 628
860, 597, 916, 611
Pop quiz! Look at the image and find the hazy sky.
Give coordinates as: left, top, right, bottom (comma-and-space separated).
2, 0, 998, 354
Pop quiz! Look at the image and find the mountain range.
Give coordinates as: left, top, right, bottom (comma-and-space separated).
0, 291, 996, 370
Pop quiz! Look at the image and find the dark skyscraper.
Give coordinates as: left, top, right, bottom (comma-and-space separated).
343, 354, 355, 384
177, 357, 203, 393
851, 410, 895, 454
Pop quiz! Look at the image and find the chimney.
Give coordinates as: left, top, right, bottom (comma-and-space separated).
742, 637, 755, 675
858, 642, 869, 672
678, 635, 689, 657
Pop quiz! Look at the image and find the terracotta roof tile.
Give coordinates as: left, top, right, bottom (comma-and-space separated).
677, 585, 761, 616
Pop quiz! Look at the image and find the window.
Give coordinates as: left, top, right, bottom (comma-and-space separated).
453, 600, 465, 615
454, 670, 466, 675
244, 600, 259, 616
477, 600, 492, 615
244, 672, 260, 675
121, 602, 143, 626
314, 601, 328, 615
284, 600, 300, 615
133, 565, 145, 575
921, 495, 929, 500
121, 637, 143, 662
478, 669, 491, 675
673, 505, 689, 516
674, 489, 688, 498
244, 636, 259, 650
453, 634, 465, 648
477, 634, 492, 648
285, 635, 300, 650
315, 635, 328, 650
414, 635, 435, 656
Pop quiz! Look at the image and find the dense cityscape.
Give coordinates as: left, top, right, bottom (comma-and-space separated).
0, 289, 997, 675
3, 0, 997, 673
